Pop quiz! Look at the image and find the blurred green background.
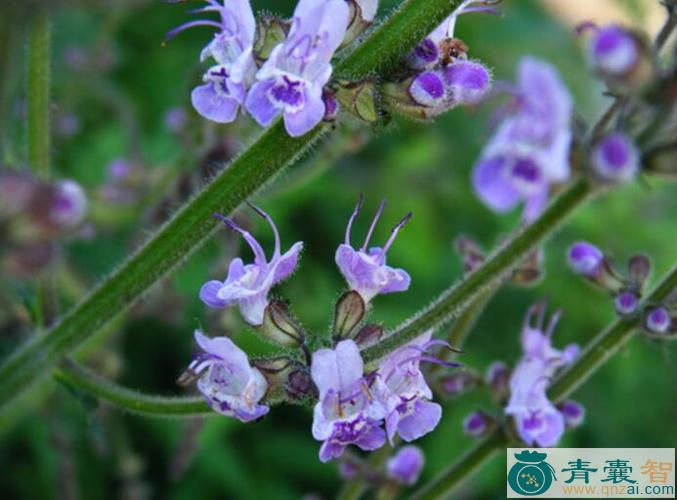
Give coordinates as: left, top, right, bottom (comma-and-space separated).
0, 0, 675, 498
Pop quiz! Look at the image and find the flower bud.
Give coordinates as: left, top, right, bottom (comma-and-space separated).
614, 290, 639, 316
591, 132, 639, 182
588, 25, 639, 76
558, 400, 585, 429
335, 79, 377, 122
322, 90, 339, 122
407, 38, 440, 70
455, 235, 485, 273
567, 241, 604, 277
50, 180, 87, 229
441, 60, 491, 105
259, 300, 305, 347
253, 357, 313, 403
386, 446, 424, 486
333, 290, 366, 340
437, 370, 477, 398
338, 458, 362, 480
463, 410, 492, 437
353, 323, 384, 348
645, 306, 671, 334
486, 361, 510, 399
253, 14, 290, 63
627, 253, 651, 287
409, 71, 446, 107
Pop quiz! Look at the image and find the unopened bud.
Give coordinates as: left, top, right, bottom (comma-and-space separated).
627, 253, 651, 287
558, 400, 585, 429
333, 290, 366, 340
645, 306, 671, 335
614, 290, 639, 316
568, 241, 604, 277
386, 446, 424, 486
259, 300, 304, 347
353, 323, 384, 348
335, 79, 377, 122
437, 370, 478, 398
50, 180, 88, 229
441, 60, 492, 105
591, 132, 639, 183
486, 361, 510, 400
463, 410, 492, 437
322, 90, 339, 122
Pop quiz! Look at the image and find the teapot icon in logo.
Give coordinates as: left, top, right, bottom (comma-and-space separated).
508, 450, 556, 496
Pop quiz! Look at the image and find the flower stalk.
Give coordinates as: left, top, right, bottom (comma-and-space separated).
0, 0, 466, 411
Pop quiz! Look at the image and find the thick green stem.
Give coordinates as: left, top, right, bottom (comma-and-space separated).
409, 265, 677, 499
55, 361, 210, 417
411, 430, 507, 500
362, 178, 593, 365
26, 11, 51, 179
0, 0, 465, 411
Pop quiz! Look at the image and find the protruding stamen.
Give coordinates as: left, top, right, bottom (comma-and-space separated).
163, 20, 223, 44
345, 194, 363, 244
213, 213, 267, 266
545, 309, 562, 338
362, 199, 387, 251
398, 354, 462, 369
380, 211, 412, 257
247, 202, 281, 257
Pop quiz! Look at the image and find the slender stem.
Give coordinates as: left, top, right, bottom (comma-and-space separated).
411, 430, 506, 500
362, 178, 593, 365
26, 10, 51, 179
654, 1, 676, 51
0, 0, 469, 411
55, 361, 211, 417
409, 265, 677, 499
549, 264, 677, 402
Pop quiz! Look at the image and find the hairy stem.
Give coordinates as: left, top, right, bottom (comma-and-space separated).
26, 10, 51, 179
362, 178, 593, 365
55, 361, 211, 417
0, 0, 466, 411
409, 265, 677, 499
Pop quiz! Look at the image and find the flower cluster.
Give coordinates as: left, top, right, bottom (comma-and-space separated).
383, 0, 493, 119
169, 0, 359, 137
472, 56, 573, 222
567, 242, 675, 337
182, 199, 454, 462
504, 303, 583, 447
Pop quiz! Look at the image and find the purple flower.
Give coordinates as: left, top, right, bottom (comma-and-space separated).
168, 0, 257, 123
375, 331, 443, 444
567, 241, 604, 277
51, 180, 87, 228
559, 400, 585, 429
200, 206, 303, 326
588, 25, 639, 76
472, 57, 572, 222
245, 0, 349, 137
187, 330, 269, 422
646, 307, 671, 334
592, 132, 639, 182
505, 304, 579, 447
311, 340, 386, 462
335, 198, 411, 303
386, 446, 425, 486
463, 411, 489, 437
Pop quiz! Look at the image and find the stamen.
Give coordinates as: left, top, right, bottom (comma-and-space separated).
361, 199, 386, 251
213, 213, 267, 266
545, 309, 562, 338
345, 194, 363, 244
247, 202, 281, 257
398, 354, 462, 368
163, 20, 223, 44
379, 211, 412, 257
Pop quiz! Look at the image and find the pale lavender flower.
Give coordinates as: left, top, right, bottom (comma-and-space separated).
646, 307, 671, 334
311, 340, 386, 463
51, 180, 87, 228
245, 0, 349, 137
186, 330, 269, 421
200, 206, 303, 326
168, 0, 257, 123
386, 446, 425, 486
335, 197, 411, 303
375, 331, 446, 444
472, 57, 572, 222
588, 25, 639, 76
567, 241, 604, 277
591, 132, 639, 182
559, 400, 585, 429
505, 304, 579, 447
